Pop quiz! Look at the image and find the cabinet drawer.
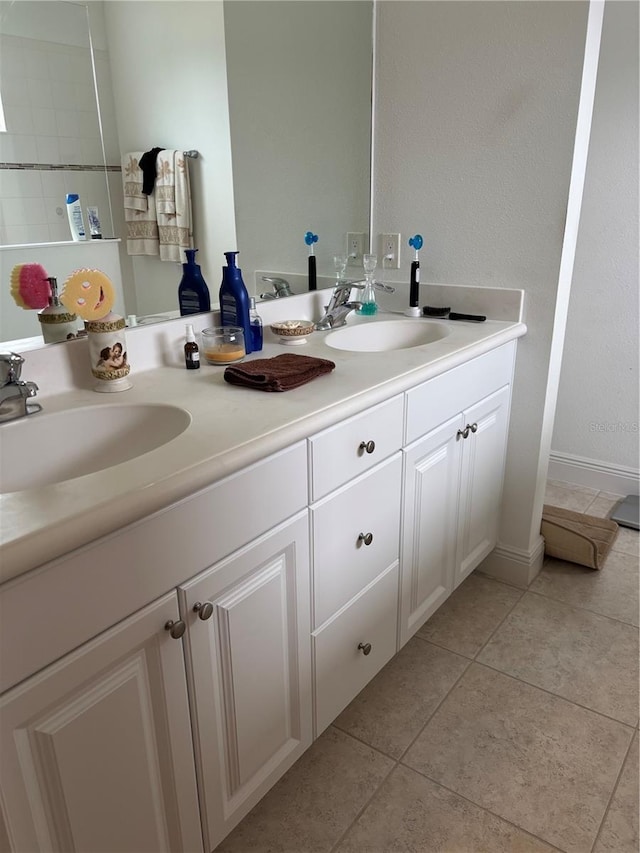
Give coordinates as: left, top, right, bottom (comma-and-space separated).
405, 342, 515, 444
309, 395, 404, 500
312, 454, 401, 628
313, 563, 398, 736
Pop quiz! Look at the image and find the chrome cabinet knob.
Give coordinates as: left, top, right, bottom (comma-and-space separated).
358, 532, 374, 546
193, 601, 214, 621
358, 642, 372, 656
457, 422, 478, 440
359, 440, 376, 455
164, 619, 186, 639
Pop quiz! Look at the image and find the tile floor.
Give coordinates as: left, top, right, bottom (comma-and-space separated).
218, 482, 639, 853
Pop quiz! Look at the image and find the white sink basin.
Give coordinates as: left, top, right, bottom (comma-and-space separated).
0, 403, 191, 493
324, 319, 450, 352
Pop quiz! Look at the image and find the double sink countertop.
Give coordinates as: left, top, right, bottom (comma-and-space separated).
0, 285, 526, 583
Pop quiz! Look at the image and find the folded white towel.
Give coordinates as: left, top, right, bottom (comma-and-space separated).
156, 150, 193, 262
122, 152, 159, 256
122, 153, 148, 212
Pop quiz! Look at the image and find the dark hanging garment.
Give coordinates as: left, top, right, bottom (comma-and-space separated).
139, 147, 165, 195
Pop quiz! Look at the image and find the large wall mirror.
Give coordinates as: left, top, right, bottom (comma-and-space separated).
0, 0, 373, 346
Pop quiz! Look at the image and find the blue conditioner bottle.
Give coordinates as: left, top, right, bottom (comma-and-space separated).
219, 251, 252, 354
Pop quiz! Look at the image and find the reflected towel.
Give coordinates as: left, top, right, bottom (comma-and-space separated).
223, 354, 336, 392
156, 150, 193, 262
122, 152, 159, 256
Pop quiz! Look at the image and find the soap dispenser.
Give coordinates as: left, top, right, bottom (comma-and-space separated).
219, 251, 253, 353
38, 277, 78, 343
179, 248, 211, 316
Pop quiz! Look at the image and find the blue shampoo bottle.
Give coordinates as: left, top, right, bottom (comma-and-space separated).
219, 251, 253, 353
179, 248, 211, 316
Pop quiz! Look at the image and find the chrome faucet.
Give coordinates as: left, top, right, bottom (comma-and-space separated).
315, 282, 364, 330
259, 276, 293, 300
0, 353, 41, 423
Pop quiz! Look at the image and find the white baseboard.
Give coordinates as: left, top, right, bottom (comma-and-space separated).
548, 452, 639, 496
478, 536, 545, 589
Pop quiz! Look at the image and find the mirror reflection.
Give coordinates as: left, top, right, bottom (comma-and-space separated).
0, 0, 373, 347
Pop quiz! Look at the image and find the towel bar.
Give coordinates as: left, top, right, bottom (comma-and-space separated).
183, 150, 198, 159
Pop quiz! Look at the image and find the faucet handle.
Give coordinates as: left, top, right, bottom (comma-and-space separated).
0, 352, 24, 385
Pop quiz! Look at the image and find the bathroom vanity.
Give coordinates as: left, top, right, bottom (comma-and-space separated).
0, 293, 525, 852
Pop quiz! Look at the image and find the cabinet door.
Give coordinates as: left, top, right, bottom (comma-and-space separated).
179, 513, 311, 852
0, 593, 203, 853
455, 385, 511, 587
400, 414, 464, 648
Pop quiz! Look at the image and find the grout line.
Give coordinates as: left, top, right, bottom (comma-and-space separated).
471, 585, 527, 661
527, 586, 639, 629
329, 646, 475, 852
396, 657, 474, 763
589, 730, 637, 853
327, 729, 396, 853
471, 659, 638, 730
397, 765, 568, 853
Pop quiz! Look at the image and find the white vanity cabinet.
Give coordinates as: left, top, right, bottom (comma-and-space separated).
399, 343, 515, 647
178, 513, 311, 853
0, 335, 521, 853
0, 592, 203, 853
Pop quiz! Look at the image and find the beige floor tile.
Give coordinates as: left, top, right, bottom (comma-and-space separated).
612, 524, 640, 558
336, 764, 554, 853
217, 727, 393, 853
403, 663, 633, 853
584, 493, 625, 518
416, 573, 523, 657
594, 732, 640, 853
477, 592, 639, 725
530, 551, 639, 626
334, 637, 468, 759
545, 481, 598, 512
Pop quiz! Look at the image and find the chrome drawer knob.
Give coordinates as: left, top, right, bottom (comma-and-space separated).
457, 426, 470, 440
193, 601, 214, 621
359, 440, 376, 455
164, 619, 186, 639
469, 422, 478, 433
358, 532, 374, 546
358, 642, 372, 656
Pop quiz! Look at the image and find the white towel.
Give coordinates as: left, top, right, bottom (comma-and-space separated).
122, 152, 147, 211
122, 152, 159, 256
156, 150, 193, 262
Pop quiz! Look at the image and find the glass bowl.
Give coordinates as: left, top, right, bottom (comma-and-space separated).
201, 327, 246, 365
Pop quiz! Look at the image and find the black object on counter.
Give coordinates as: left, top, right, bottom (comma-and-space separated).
422, 306, 486, 322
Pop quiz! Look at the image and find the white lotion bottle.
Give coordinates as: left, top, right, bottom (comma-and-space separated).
66, 193, 87, 241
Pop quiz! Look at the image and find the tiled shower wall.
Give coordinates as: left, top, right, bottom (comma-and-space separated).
0, 33, 121, 246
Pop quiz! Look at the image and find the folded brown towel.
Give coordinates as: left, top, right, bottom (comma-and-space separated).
223, 353, 336, 392
541, 504, 619, 569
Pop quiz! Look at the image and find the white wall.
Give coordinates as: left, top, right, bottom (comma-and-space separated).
224, 1, 372, 285
373, 0, 592, 580
551, 0, 639, 480
102, 1, 236, 316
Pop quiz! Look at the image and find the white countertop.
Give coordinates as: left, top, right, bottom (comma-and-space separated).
0, 289, 526, 584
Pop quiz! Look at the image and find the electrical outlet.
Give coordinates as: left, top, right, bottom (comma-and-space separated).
346, 232, 366, 266
380, 233, 401, 269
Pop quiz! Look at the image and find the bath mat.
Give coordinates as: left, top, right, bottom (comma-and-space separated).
541, 504, 619, 570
